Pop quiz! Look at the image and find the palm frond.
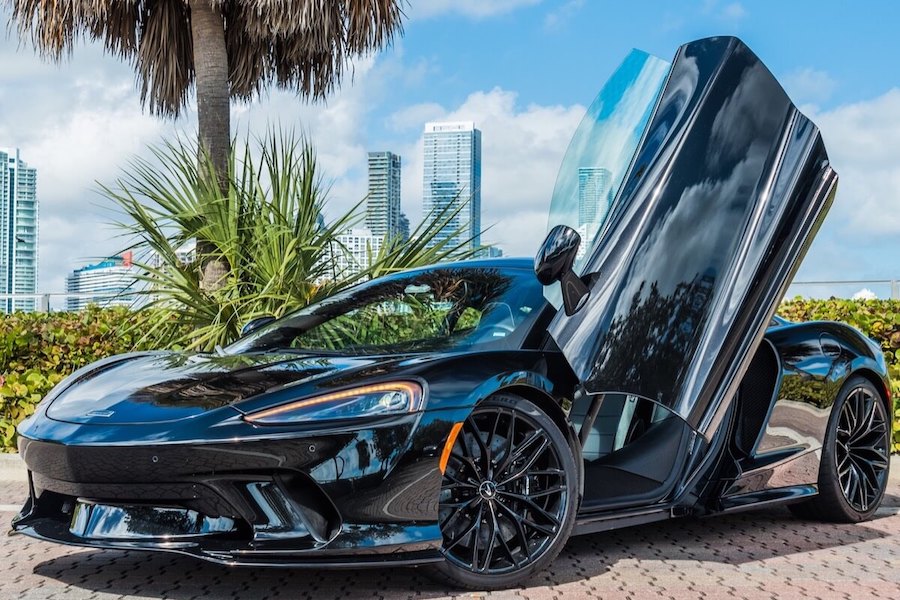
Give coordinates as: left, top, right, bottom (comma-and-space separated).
106, 128, 475, 352
5, 0, 406, 115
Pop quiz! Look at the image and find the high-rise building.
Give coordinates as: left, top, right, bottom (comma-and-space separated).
366, 152, 402, 240
326, 228, 383, 280
576, 167, 612, 259
398, 212, 410, 243
475, 244, 504, 259
65, 252, 140, 311
0, 148, 38, 313
422, 122, 482, 251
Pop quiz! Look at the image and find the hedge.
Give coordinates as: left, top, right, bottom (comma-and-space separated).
0, 307, 170, 450
1, 301, 898, 453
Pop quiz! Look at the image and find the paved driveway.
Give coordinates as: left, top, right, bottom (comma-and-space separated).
1, 472, 899, 600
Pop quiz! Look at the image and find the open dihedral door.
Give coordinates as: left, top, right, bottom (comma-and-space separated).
545, 37, 836, 504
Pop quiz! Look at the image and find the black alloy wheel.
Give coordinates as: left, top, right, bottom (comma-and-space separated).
835, 383, 890, 512
790, 376, 891, 523
429, 394, 578, 589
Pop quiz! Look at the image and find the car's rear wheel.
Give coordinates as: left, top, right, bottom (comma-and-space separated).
790, 376, 890, 522
427, 394, 578, 590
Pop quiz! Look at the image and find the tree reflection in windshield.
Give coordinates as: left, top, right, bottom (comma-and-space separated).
227, 267, 544, 355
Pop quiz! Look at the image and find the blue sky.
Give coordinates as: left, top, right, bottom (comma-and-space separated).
1, 0, 898, 296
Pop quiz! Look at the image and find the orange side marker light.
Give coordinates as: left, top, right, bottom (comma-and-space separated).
439, 422, 464, 474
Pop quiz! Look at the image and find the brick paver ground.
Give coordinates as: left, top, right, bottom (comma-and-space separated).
1, 478, 898, 599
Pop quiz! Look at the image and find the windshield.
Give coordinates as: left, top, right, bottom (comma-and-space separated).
545, 49, 670, 305
226, 265, 546, 355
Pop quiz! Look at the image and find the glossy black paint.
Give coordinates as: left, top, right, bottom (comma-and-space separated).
547, 37, 837, 439
720, 320, 889, 503
534, 225, 590, 316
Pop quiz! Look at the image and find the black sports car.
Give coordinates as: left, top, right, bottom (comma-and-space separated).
12, 36, 892, 590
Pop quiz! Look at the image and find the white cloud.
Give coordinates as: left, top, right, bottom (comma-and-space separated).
701, 0, 748, 22
783, 68, 837, 106
394, 88, 585, 257
794, 88, 900, 282
810, 89, 900, 237
543, 0, 585, 31
721, 2, 747, 21
410, 0, 542, 20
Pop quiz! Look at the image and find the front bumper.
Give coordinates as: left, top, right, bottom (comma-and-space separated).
11, 410, 465, 567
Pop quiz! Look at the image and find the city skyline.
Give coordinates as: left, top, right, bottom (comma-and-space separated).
0, 147, 38, 312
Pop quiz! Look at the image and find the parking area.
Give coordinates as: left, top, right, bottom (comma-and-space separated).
0, 467, 899, 600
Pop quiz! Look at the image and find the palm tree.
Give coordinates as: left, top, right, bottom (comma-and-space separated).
5, 0, 405, 286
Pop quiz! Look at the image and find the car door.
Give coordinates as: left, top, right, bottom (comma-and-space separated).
545, 36, 837, 441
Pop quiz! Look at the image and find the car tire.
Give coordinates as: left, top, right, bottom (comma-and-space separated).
789, 376, 891, 523
427, 393, 578, 590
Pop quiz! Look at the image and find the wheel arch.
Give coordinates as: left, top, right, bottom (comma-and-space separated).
850, 366, 892, 414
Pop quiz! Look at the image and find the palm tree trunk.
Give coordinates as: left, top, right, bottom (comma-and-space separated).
189, 0, 230, 290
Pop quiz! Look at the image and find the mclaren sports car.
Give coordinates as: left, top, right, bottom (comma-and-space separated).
12, 36, 893, 589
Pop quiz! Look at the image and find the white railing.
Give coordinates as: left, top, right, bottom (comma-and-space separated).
785, 279, 900, 300
0, 293, 142, 313
0, 279, 897, 313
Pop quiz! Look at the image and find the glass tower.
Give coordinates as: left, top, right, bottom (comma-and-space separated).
422, 122, 481, 251
0, 148, 38, 313
366, 152, 402, 240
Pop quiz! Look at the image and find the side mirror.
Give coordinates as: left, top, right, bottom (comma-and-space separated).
240, 315, 276, 337
534, 225, 590, 316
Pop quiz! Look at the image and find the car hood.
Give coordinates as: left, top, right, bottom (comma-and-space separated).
45, 351, 414, 425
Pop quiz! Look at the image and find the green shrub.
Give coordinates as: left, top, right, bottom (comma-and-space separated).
1, 300, 897, 453
778, 298, 900, 452
0, 307, 170, 451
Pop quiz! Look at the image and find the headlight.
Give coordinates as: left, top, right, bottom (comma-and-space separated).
243, 381, 424, 425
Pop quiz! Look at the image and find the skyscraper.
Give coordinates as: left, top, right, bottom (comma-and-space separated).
422, 122, 482, 251
0, 148, 38, 313
398, 212, 410, 243
366, 152, 402, 240
327, 228, 383, 280
576, 167, 612, 259
65, 253, 140, 311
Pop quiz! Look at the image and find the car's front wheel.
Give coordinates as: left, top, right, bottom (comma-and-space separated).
428, 393, 578, 589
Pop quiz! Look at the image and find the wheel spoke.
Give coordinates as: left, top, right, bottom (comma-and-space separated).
497, 429, 542, 475
439, 495, 480, 530
494, 499, 532, 561
478, 502, 499, 572
837, 387, 889, 513
497, 492, 562, 529
497, 431, 549, 481
464, 421, 492, 477
445, 502, 483, 553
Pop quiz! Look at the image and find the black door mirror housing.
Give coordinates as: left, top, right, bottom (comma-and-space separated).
240, 315, 276, 337
534, 225, 590, 316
